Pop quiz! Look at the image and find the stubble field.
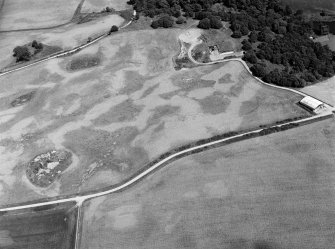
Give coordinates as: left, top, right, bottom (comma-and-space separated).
0, 28, 310, 206
80, 117, 335, 249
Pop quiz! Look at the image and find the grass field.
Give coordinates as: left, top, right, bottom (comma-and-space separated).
0, 202, 77, 249
0, 28, 310, 206
0, 0, 81, 30
0, 14, 124, 69
80, 117, 335, 249
82, 0, 130, 12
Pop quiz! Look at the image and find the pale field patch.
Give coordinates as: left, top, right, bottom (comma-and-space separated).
0, 0, 80, 30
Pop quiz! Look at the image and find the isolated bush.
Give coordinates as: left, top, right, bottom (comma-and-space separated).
151, 16, 174, 29
110, 25, 119, 32
176, 16, 186, 24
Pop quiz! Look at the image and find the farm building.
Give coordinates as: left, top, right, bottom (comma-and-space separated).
299, 96, 326, 113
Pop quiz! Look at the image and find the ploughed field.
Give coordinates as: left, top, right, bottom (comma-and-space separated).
0, 202, 77, 249
80, 117, 335, 249
0, 29, 310, 206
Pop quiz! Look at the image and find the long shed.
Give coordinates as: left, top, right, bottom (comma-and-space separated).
299, 96, 325, 113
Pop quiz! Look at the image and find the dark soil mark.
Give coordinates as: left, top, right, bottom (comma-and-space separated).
93, 99, 143, 125
147, 105, 180, 127
67, 55, 101, 71
10, 91, 36, 107
198, 91, 231, 115
218, 73, 234, 84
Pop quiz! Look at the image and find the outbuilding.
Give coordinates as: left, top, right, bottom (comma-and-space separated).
299, 96, 326, 113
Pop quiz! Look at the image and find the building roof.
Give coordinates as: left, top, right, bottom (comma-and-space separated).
300, 96, 324, 110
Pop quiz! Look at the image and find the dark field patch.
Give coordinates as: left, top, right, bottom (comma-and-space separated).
218, 73, 233, 84
93, 99, 143, 126
10, 91, 36, 107
140, 84, 159, 99
67, 55, 101, 71
147, 105, 180, 127
0, 202, 77, 249
173, 78, 216, 91
198, 92, 231, 115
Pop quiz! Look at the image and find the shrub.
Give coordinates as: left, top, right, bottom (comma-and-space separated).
13, 46, 31, 62
198, 18, 211, 29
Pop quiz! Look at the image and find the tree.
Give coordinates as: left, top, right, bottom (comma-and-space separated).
151, 20, 159, 29
176, 16, 186, 24
240, 25, 249, 36
110, 25, 119, 32
209, 16, 223, 29
231, 30, 242, 38
242, 39, 252, 50
243, 51, 258, 64
249, 31, 258, 43
285, 5, 293, 15
32, 40, 38, 48
198, 18, 211, 29
250, 64, 266, 78
13, 46, 31, 62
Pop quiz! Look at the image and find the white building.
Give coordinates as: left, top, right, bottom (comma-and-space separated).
299, 96, 326, 113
